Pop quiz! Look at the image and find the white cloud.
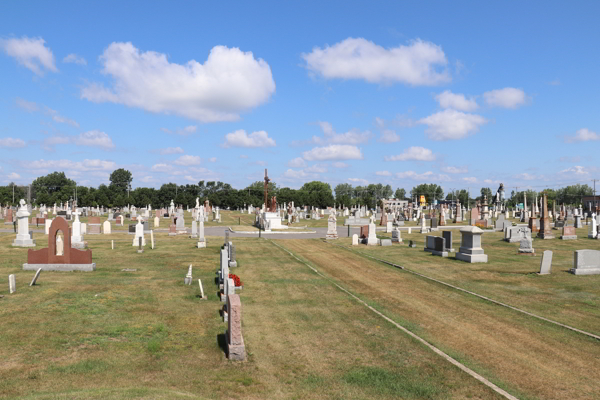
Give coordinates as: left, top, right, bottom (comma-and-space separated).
305, 163, 327, 173
385, 146, 436, 161
302, 37, 450, 85
22, 159, 116, 172
81, 42, 275, 122
395, 171, 451, 181
42, 135, 70, 152
418, 109, 487, 140
63, 53, 87, 65
313, 121, 371, 145
376, 171, 392, 176
348, 178, 369, 185
441, 165, 468, 174
303, 144, 363, 161
564, 128, 600, 143
0, 137, 26, 148
75, 130, 115, 149
462, 177, 478, 183
174, 155, 202, 166
483, 87, 527, 109
159, 146, 184, 155
559, 166, 589, 176
140, 175, 156, 183
0, 36, 57, 76
44, 107, 79, 128
208, 157, 217, 162
282, 169, 309, 179
223, 129, 276, 148
332, 162, 349, 168
287, 157, 307, 168
379, 129, 401, 143
7, 172, 20, 180
151, 163, 173, 173
435, 90, 478, 112
15, 97, 39, 112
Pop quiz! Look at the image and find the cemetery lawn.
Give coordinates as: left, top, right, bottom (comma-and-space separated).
0, 232, 505, 400
278, 236, 600, 400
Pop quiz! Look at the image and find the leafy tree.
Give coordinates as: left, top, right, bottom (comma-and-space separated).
395, 188, 406, 200
109, 168, 133, 196
479, 187, 493, 202
299, 181, 334, 208
410, 184, 444, 204
335, 183, 353, 206
31, 172, 75, 205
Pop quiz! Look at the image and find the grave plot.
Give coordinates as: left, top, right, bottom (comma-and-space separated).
278, 238, 600, 400
0, 233, 506, 400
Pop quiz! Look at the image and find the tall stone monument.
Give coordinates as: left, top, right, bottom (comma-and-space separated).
12, 199, 35, 247
537, 192, 554, 240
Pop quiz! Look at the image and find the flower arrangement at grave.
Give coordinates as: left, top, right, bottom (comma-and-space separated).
229, 273, 243, 287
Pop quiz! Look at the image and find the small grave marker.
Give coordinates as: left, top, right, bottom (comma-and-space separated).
9, 274, 16, 294
29, 268, 42, 286
538, 250, 553, 275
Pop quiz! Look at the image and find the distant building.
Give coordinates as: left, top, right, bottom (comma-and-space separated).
381, 198, 408, 211
582, 196, 600, 212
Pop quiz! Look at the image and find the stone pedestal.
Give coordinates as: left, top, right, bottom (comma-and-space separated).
455, 226, 488, 263
226, 294, 246, 361
13, 200, 35, 247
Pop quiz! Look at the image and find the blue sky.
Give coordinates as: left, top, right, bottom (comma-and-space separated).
1, 1, 599, 195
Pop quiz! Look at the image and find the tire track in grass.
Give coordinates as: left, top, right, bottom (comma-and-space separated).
269, 239, 520, 400
328, 241, 600, 342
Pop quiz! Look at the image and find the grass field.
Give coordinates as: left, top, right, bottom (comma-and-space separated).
1, 213, 599, 399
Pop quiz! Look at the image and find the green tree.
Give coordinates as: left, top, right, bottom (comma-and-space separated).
31, 172, 76, 205
479, 187, 493, 202
299, 181, 334, 208
395, 188, 406, 200
410, 184, 444, 204
109, 168, 133, 196
335, 183, 353, 206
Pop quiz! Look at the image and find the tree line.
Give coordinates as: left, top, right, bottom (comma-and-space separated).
0, 169, 594, 210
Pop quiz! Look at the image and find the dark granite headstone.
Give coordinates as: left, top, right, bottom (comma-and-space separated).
433, 237, 445, 252
128, 224, 136, 233
442, 231, 453, 251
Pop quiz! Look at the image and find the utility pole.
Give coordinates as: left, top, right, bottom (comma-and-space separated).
12, 184, 14, 204
593, 179, 598, 213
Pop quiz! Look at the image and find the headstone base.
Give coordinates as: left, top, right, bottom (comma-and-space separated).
23, 263, 96, 272
570, 267, 600, 275
226, 331, 246, 361
189, 234, 198, 239
229, 261, 237, 268
424, 248, 448, 257
455, 253, 488, 263
71, 241, 87, 249
561, 235, 577, 240
12, 238, 36, 247
325, 234, 339, 240
380, 239, 392, 246
197, 240, 206, 248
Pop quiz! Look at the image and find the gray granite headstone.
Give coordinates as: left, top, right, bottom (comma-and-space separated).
442, 231, 454, 251
519, 237, 534, 254
538, 250, 552, 275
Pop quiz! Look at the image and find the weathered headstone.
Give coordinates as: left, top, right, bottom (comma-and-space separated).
29, 268, 42, 286
391, 228, 402, 243
226, 294, 246, 361
538, 250, 553, 275
561, 226, 577, 240
102, 221, 111, 234
570, 250, 600, 275
455, 226, 488, 263
184, 264, 193, 285
424, 235, 448, 257
198, 279, 206, 299
518, 237, 535, 254
352, 234, 358, 245
9, 274, 16, 293
380, 239, 392, 246
442, 230, 454, 252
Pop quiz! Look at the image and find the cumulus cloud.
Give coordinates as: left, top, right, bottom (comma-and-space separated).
564, 128, 600, 143
15, 97, 39, 112
42, 135, 70, 152
159, 147, 184, 155
174, 155, 202, 166
462, 177, 478, 183
559, 166, 589, 176
303, 144, 363, 161
63, 53, 87, 65
140, 175, 156, 183
312, 121, 372, 145
302, 37, 450, 85
395, 171, 450, 181
7, 172, 21, 180
287, 157, 307, 168
0, 36, 57, 76
483, 87, 528, 109
435, 90, 478, 111
418, 109, 487, 140
208, 157, 217, 162
376, 171, 392, 176
0, 137, 26, 148
385, 146, 436, 161
81, 42, 275, 122
379, 129, 401, 143
151, 164, 172, 173
305, 163, 328, 173
441, 165, 468, 174
74, 130, 114, 149
223, 129, 276, 148
348, 178, 369, 185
